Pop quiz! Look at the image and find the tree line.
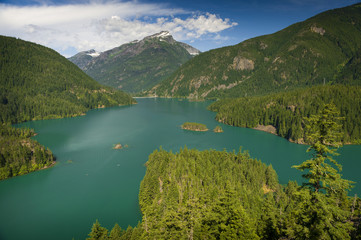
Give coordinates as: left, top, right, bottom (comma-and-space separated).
209, 85, 361, 144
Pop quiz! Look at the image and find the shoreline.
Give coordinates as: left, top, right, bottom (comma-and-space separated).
181, 127, 209, 132
1, 161, 57, 181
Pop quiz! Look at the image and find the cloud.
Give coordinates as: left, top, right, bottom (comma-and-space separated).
0, 1, 237, 56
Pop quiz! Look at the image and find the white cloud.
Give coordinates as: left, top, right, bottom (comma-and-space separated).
0, 1, 237, 57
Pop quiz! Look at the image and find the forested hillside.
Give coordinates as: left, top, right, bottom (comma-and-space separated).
0, 35, 135, 179
70, 31, 200, 93
209, 85, 361, 144
86, 105, 361, 239
0, 36, 135, 123
151, 3, 361, 99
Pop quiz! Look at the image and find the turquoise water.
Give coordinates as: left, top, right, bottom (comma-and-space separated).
0, 98, 360, 240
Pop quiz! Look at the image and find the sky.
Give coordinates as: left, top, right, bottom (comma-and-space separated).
0, 0, 359, 57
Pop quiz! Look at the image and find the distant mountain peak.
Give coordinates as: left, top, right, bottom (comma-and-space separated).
69, 31, 201, 92
143, 31, 174, 44
86, 49, 100, 58
147, 31, 171, 39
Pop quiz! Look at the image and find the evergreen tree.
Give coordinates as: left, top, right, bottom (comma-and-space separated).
293, 104, 354, 239
109, 223, 123, 240
87, 220, 109, 240
201, 189, 259, 240
259, 193, 280, 240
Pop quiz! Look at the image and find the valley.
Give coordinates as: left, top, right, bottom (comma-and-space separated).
0, 2, 361, 240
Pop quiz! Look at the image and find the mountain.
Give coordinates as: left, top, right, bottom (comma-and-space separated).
151, 3, 361, 99
68, 49, 100, 70
69, 31, 200, 93
0, 35, 135, 124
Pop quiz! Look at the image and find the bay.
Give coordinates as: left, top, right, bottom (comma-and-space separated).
0, 98, 359, 240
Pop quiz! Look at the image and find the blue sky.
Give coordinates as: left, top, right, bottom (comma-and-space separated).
0, 0, 359, 57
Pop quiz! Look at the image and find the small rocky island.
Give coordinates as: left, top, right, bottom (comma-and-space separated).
213, 126, 223, 133
113, 143, 129, 149
181, 122, 208, 131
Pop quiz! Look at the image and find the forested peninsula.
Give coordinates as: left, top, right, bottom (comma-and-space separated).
87, 105, 361, 240
209, 85, 361, 144
0, 36, 135, 180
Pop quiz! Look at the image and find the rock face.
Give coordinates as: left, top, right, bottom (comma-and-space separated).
69, 31, 200, 93
253, 125, 277, 135
310, 26, 326, 35
232, 56, 254, 71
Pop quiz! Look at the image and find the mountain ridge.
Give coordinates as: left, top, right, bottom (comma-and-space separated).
150, 3, 361, 99
69, 31, 200, 93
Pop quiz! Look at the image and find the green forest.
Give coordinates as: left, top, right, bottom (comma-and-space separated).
86, 105, 361, 240
0, 36, 135, 124
181, 122, 209, 131
0, 124, 54, 180
152, 3, 361, 99
209, 85, 361, 144
0, 35, 135, 180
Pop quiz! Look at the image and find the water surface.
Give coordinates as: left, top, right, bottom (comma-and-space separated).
0, 98, 359, 240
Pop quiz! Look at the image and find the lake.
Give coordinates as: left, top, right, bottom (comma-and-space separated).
0, 98, 360, 240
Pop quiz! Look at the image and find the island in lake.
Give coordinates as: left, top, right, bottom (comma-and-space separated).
181, 122, 208, 131
213, 126, 223, 133
113, 144, 129, 149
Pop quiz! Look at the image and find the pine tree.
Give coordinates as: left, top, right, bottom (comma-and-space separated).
201, 188, 259, 239
259, 193, 280, 240
293, 104, 354, 239
87, 219, 109, 240
109, 223, 123, 240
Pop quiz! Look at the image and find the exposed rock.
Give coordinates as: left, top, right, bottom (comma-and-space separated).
253, 125, 277, 135
311, 26, 326, 35
113, 144, 122, 149
232, 56, 254, 71
260, 42, 268, 50
171, 74, 184, 93
213, 126, 224, 133
191, 76, 210, 90
287, 105, 296, 112
262, 184, 275, 194
272, 56, 283, 64
113, 143, 128, 149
